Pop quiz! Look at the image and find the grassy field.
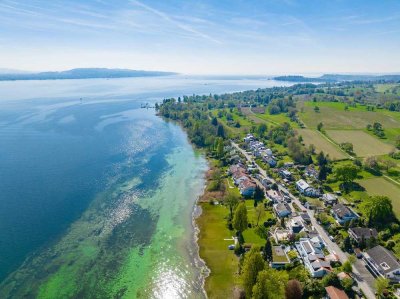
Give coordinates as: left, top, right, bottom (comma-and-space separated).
298, 101, 400, 130
297, 129, 348, 160
197, 203, 239, 299
357, 177, 400, 216
327, 130, 394, 156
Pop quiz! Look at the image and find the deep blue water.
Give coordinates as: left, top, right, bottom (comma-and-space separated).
0, 75, 292, 293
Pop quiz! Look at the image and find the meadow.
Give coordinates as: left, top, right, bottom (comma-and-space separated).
297, 129, 348, 160
327, 130, 394, 157
298, 101, 400, 130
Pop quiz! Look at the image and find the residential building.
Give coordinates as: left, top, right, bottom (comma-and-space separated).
266, 189, 283, 203
279, 169, 292, 180
324, 286, 349, 299
348, 227, 378, 244
239, 179, 256, 197
331, 203, 358, 225
322, 193, 338, 206
273, 202, 292, 218
273, 228, 291, 243
287, 215, 307, 234
295, 238, 331, 277
363, 245, 400, 282
271, 246, 291, 269
296, 179, 310, 194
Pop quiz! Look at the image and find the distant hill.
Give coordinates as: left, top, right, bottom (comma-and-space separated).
274, 74, 400, 83
0, 68, 177, 81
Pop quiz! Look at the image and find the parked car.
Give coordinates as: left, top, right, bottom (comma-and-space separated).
228, 244, 235, 250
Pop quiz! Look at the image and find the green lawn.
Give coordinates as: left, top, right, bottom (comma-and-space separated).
197, 203, 239, 299
357, 177, 400, 217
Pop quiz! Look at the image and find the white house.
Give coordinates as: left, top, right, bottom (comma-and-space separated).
295, 238, 331, 278
363, 245, 400, 282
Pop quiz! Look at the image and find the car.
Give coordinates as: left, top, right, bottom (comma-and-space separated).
329, 235, 335, 242
228, 244, 235, 250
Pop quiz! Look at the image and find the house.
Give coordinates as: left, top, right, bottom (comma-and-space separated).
296, 179, 320, 197
324, 286, 349, 299
296, 238, 331, 277
363, 245, 400, 282
331, 203, 358, 225
239, 179, 256, 197
273, 228, 291, 243
306, 165, 319, 179
273, 202, 292, 218
337, 271, 351, 281
261, 178, 273, 189
300, 212, 311, 224
296, 179, 310, 194
322, 193, 338, 206
271, 246, 291, 269
266, 189, 283, 203
287, 215, 307, 234
348, 227, 378, 244
279, 169, 292, 180
263, 156, 277, 167
243, 134, 255, 143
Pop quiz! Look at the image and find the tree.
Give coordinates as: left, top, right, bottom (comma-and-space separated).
363, 195, 394, 227
396, 135, 400, 149
285, 279, 303, 299
334, 163, 359, 191
233, 203, 248, 237
317, 122, 323, 131
225, 193, 239, 220
364, 156, 380, 172
257, 123, 267, 137
343, 260, 352, 273
341, 277, 353, 292
314, 106, 320, 112
211, 117, 218, 126
318, 165, 329, 181
217, 124, 225, 138
343, 236, 352, 252
215, 137, 224, 158
242, 246, 265, 297
340, 142, 354, 154
252, 269, 288, 299
255, 204, 265, 226
375, 277, 389, 298
263, 238, 273, 262
322, 272, 341, 288
253, 186, 264, 202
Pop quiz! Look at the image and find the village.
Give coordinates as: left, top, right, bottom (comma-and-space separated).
227, 133, 400, 299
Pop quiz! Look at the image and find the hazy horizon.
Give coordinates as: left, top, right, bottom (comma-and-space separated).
1, 0, 400, 75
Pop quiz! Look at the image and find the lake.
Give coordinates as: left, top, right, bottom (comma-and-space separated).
0, 75, 291, 298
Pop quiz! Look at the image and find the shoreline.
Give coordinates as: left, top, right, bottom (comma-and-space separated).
192, 194, 211, 299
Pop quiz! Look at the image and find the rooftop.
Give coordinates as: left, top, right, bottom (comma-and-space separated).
325, 286, 349, 299
348, 227, 378, 239
365, 245, 400, 274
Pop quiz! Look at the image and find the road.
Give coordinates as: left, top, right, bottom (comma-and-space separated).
231, 141, 376, 299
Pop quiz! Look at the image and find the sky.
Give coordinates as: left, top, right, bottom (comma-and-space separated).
0, 0, 400, 75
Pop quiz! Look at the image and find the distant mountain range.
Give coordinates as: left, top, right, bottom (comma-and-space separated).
274, 74, 400, 83
0, 68, 177, 81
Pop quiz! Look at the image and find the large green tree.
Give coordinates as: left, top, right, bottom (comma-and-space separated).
334, 163, 359, 191
242, 246, 265, 297
252, 268, 288, 299
363, 195, 394, 227
233, 202, 248, 234
224, 193, 240, 220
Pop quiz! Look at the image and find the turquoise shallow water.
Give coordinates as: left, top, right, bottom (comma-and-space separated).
0, 76, 291, 298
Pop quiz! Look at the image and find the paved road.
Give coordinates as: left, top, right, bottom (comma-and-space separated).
231, 141, 376, 299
